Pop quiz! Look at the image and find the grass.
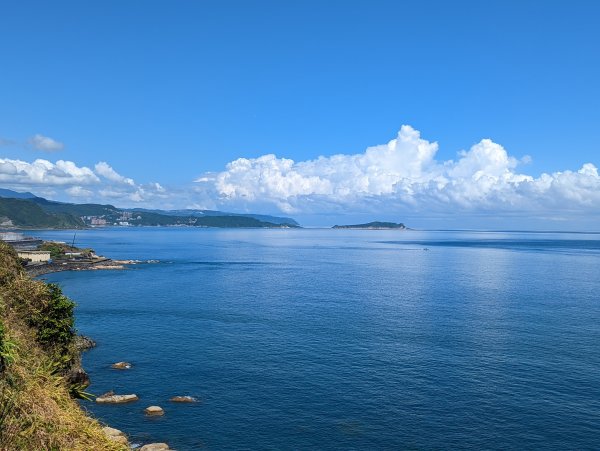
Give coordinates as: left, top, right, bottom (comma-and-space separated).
0, 242, 127, 451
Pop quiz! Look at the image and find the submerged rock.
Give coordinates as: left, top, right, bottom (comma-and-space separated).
102, 426, 128, 445
111, 361, 132, 369
140, 443, 171, 451
144, 405, 165, 416
96, 392, 139, 404
169, 395, 198, 403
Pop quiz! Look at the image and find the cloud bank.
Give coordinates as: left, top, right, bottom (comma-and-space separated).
1, 125, 598, 227
0, 157, 165, 204
197, 125, 600, 217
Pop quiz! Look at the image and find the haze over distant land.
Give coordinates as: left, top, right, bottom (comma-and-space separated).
1, 2, 599, 230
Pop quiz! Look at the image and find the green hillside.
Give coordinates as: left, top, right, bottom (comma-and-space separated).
0, 190, 300, 229
0, 242, 125, 449
194, 216, 290, 228
29, 197, 118, 217
0, 198, 84, 229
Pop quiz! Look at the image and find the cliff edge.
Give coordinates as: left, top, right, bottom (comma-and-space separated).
0, 242, 125, 450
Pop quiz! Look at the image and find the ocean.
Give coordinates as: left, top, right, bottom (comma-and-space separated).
35, 228, 600, 450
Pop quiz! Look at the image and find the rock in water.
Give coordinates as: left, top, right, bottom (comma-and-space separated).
96, 393, 139, 404
111, 361, 132, 369
169, 395, 198, 403
102, 426, 128, 445
140, 443, 171, 451
144, 405, 165, 416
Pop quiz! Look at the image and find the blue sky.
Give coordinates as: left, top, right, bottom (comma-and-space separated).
1, 1, 599, 228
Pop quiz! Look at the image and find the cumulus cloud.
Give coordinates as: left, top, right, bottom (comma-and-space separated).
66, 186, 93, 197
0, 158, 99, 186
196, 125, 600, 215
97, 182, 167, 203
28, 134, 65, 152
95, 162, 135, 185
0, 157, 166, 205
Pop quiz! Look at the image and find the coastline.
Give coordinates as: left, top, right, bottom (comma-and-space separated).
26, 259, 125, 277
26, 258, 159, 277
29, 254, 170, 449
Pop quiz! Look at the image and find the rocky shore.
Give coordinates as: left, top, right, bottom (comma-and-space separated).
25, 258, 159, 277
80, 343, 191, 449
29, 253, 170, 448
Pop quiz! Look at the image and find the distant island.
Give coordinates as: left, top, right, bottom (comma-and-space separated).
332, 221, 407, 230
0, 189, 299, 229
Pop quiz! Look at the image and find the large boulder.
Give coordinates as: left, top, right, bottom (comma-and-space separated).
96, 392, 139, 404
140, 443, 171, 450
144, 405, 165, 416
102, 426, 128, 445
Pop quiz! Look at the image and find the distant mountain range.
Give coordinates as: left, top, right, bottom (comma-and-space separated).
127, 208, 298, 226
332, 221, 406, 230
0, 188, 38, 199
0, 189, 299, 229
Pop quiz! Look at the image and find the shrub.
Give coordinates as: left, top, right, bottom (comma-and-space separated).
0, 320, 5, 373
28, 283, 75, 357
0, 243, 22, 286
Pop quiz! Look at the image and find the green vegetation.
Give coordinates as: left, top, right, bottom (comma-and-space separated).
193, 215, 293, 228
28, 284, 75, 360
0, 198, 84, 229
332, 221, 407, 229
30, 197, 117, 217
0, 242, 125, 450
127, 213, 296, 227
38, 241, 94, 260
0, 189, 301, 229
136, 208, 300, 226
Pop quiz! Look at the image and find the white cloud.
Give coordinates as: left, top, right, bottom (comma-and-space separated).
2, 125, 598, 225
0, 158, 99, 186
94, 162, 135, 185
196, 125, 600, 216
0, 157, 166, 205
97, 183, 167, 203
66, 186, 93, 197
28, 134, 65, 152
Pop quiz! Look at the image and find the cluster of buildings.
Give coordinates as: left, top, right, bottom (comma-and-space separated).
0, 232, 43, 250
0, 232, 50, 263
80, 211, 142, 227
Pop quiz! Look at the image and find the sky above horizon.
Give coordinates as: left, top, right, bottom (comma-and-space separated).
1, 1, 599, 228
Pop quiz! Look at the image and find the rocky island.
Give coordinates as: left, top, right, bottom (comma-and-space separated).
332, 221, 407, 230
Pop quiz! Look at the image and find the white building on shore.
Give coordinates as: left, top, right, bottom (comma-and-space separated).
17, 250, 51, 263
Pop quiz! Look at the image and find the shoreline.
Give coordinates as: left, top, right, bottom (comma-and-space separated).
25, 259, 126, 277
26, 258, 159, 277
28, 254, 169, 449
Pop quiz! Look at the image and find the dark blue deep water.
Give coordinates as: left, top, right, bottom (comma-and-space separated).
36, 228, 600, 450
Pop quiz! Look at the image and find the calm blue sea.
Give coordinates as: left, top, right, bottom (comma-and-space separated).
35, 228, 600, 450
